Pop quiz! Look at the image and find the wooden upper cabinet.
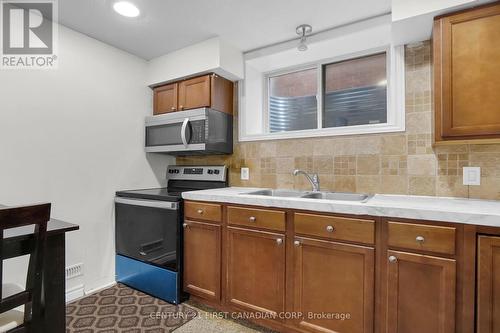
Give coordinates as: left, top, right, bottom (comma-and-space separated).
434, 3, 500, 143
183, 220, 221, 303
153, 83, 178, 115
178, 75, 211, 111
477, 235, 500, 333
226, 227, 285, 317
153, 73, 233, 115
293, 237, 374, 333
386, 250, 456, 333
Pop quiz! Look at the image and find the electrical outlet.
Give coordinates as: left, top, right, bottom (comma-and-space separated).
241, 167, 250, 180
463, 167, 481, 186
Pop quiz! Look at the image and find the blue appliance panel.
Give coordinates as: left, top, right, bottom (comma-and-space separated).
116, 254, 179, 304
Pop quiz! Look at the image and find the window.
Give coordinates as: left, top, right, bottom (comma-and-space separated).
323, 53, 387, 128
266, 53, 388, 134
268, 68, 317, 132
239, 29, 406, 142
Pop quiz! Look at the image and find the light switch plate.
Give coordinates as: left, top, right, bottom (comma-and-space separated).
463, 167, 481, 186
241, 167, 250, 180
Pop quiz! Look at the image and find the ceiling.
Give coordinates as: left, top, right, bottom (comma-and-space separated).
58, 0, 391, 60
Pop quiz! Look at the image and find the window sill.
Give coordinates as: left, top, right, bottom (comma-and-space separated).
239, 123, 406, 142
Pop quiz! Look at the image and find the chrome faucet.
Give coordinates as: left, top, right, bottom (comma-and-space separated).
293, 169, 320, 192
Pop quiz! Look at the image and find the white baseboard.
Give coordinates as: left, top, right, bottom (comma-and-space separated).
66, 281, 117, 304
65, 284, 84, 303
84, 281, 116, 296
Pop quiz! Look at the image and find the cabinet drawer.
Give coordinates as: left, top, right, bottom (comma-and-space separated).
388, 222, 456, 255
227, 206, 285, 232
294, 213, 375, 245
184, 201, 222, 223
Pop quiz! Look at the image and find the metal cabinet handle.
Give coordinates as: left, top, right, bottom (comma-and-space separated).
416, 236, 425, 243
294, 240, 301, 247
139, 251, 147, 256
249, 216, 256, 222
276, 238, 283, 245
183, 223, 188, 228
326, 225, 334, 233
388, 255, 398, 263
179, 105, 184, 110
197, 209, 203, 214
171, 107, 176, 111
181, 118, 190, 147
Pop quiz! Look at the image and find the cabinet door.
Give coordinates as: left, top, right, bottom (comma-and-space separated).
386, 250, 456, 333
178, 75, 211, 111
434, 4, 500, 140
153, 83, 178, 115
293, 237, 374, 333
477, 235, 500, 333
226, 227, 285, 317
183, 220, 221, 302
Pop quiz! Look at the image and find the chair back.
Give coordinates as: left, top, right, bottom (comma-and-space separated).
0, 204, 50, 332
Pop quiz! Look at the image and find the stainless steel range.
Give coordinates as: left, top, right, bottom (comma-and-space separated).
114, 165, 227, 303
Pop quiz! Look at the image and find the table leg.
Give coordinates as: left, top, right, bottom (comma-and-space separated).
43, 234, 66, 333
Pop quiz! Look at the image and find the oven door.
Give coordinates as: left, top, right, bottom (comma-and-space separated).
145, 108, 207, 153
115, 197, 180, 271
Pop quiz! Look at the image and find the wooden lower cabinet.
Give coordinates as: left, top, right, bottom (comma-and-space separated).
226, 227, 285, 317
182, 202, 498, 333
183, 220, 221, 302
477, 235, 500, 333
386, 250, 456, 333
292, 237, 375, 333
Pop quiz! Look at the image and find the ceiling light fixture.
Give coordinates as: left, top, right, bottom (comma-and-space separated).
113, 1, 140, 18
296, 24, 312, 51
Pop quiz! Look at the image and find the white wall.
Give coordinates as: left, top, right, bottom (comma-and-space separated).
146, 37, 244, 86
0, 25, 174, 294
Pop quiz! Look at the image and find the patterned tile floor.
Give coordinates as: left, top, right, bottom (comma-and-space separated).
66, 283, 269, 333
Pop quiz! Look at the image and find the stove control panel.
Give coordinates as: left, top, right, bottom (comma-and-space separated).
166, 165, 227, 182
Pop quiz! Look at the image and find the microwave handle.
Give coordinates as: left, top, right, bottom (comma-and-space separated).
181, 117, 190, 147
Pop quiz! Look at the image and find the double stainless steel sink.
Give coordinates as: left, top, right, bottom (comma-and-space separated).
241, 189, 372, 202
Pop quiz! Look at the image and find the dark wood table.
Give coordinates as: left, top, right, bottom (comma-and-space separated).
1, 204, 79, 333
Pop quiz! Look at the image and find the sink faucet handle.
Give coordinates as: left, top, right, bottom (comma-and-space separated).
293, 169, 321, 192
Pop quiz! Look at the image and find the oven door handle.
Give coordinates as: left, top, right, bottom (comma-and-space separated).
115, 197, 179, 210
181, 117, 190, 147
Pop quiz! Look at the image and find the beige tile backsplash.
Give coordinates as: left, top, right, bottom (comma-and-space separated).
177, 41, 500, 200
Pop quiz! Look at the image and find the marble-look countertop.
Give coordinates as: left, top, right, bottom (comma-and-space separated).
182, 187, 500, 227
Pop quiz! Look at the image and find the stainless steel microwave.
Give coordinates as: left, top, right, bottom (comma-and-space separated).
145, 108, 233, 155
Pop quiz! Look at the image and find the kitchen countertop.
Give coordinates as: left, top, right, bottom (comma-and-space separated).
182, 187, 500, 227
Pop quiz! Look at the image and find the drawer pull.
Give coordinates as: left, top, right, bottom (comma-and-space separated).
248, 216, 257, 222
388, 255, 398, 263
197, 209, 204, 214
171, 107, 176, 111
294, 240, 301, 247
416, 236, 425, 243
276, 238, 283, 245
326, 225, 334, 233
183, 223, 188, 228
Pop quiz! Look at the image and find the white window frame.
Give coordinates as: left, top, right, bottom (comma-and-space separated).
239, 45, 405, 142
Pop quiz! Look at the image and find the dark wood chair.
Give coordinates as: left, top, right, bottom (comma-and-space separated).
0, 204, 50, 333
